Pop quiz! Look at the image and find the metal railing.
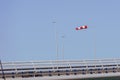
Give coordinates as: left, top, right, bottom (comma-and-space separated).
1, 59, 120, 79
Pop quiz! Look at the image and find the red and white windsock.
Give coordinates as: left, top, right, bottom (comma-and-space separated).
76, 25, 88, 30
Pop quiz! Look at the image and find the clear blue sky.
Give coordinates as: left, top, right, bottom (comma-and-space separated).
0, 0, 120, 61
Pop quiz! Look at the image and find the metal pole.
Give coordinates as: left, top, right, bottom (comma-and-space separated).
62, 35, 65, 60
0, 60, 6, 80
56, 30, 59, 60
93, 28, 97, 59
53, 22, 59, 60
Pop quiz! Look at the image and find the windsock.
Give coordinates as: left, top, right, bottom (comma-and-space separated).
76, 25, 88, 30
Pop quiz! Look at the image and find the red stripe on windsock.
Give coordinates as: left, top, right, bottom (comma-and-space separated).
76, 27, 79, 30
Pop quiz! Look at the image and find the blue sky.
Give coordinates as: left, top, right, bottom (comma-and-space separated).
0, 0, 120, 61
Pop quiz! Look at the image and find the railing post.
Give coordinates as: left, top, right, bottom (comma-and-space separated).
0, 60, 6, 80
